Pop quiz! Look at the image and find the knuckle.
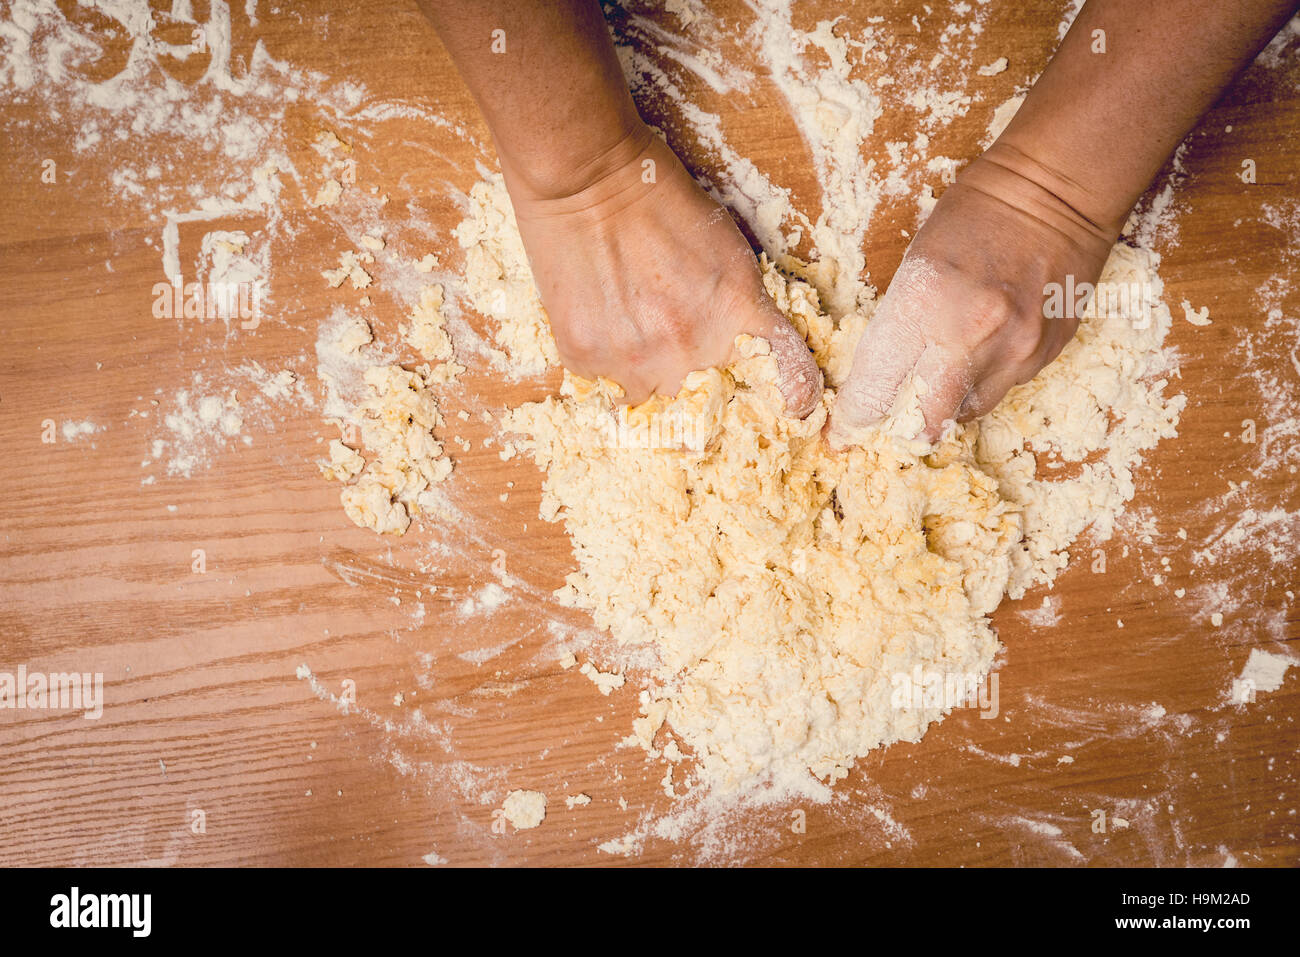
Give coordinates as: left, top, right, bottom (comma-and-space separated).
963, 283, 1020, 342
661, 313, 701, 352
1006, 325, 1046, 366
558, 319, 604, 363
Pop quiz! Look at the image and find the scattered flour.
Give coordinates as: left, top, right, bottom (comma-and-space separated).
1238, 649, 1295, 695
60, 420, 102, 442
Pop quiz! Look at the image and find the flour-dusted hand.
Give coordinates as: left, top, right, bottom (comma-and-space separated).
831, 147, 1113, 443
511, 127, 822, 413
832, 0, 1299, 443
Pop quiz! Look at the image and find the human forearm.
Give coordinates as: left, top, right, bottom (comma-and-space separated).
833, 1, 1300, 439
415, 0, 823, 414
994, 0, 1299, 235
416, 0, 648, 201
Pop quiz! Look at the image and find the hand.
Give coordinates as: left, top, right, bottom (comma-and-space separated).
506, 125, 823, 415
831, 145, 1117, 442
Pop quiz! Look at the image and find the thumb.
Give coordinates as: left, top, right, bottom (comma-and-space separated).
830, 256, 936, 434
831, 305, 926, 432
737, 297, 824, 419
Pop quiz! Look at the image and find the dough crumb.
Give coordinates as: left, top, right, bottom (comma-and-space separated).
314, 130, 352, 154
312, 178, 342, 208
322, 250, 373, 290
579, 661, 625, 696
1181, 300, 1212, 325
1237, 648, 1294, 695
502, 789, 547, 830
597, 834, 641, 856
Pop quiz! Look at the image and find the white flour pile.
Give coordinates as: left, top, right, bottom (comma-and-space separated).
455, 174, 1185, 796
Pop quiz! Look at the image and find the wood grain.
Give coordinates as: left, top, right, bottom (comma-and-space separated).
0, 0, 1296, 866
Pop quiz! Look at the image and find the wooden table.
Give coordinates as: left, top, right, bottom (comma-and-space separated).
1, 0, 1296, 866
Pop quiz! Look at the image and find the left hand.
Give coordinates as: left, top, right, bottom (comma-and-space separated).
831, 146, 1117, 441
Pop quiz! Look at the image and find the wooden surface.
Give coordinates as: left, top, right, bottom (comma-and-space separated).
1, 0, 1297, 867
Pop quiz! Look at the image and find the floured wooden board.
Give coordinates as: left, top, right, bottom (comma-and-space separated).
0, 0, 1296, 866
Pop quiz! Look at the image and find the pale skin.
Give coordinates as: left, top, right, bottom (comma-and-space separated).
419, 0, 1299, 434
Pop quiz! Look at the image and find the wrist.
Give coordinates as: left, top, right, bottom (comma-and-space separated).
958, 144, 1121, 258
987, 129, 1140, 240
497, 116, 655, 205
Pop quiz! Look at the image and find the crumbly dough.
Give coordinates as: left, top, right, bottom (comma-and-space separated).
322, 267, 461, 535
322, 249, 374, 290
403, 284, 455, 362
319, 438, 363, 482
502, 789, 547, 830
453, 177, 561, 374
459, 176, 1183, 795
505, 328, 1022, 792
338, 364, 452, 534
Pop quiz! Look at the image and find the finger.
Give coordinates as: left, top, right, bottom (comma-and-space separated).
954, 360, 1040, 423
559, 352, 649, 407
826, 313, 926, 451
830, 258, 937, 431
737, 297, 825, 419
956, 324, 1066, 422
614, 381, 653, 407
913, 345, 975, 441
833, 311, 925, 433
954, 377, 1008, 423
